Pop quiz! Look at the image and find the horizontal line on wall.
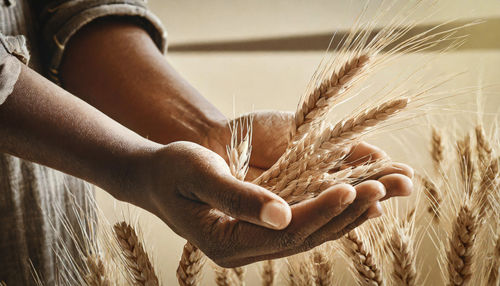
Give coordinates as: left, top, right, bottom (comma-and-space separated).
168, 18, 500, 53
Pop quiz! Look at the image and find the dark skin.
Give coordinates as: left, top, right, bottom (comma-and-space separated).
0, 19, 413, 268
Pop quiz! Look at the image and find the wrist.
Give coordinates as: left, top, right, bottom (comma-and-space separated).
108, 139, 162, 205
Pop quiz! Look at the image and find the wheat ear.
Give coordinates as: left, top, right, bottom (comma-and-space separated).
286, 258, 314, 286
312, 251, 333, 286
232, 267, 245, 284
261, 98, 408, 192
457, 135, 475, 195
177, 243, 205, 286
215, 268, 240, 286
445, 201, 478, 286
291, 54, 371, 144
474, 124, 493, 167
342, 230, 383, 286
260, 260, 277, 286
277, 160, 389, 203
431, 126, 445, 172
113, 222, 159, 286
418, 174, 442, 222
388, 224, 417, 286
85, 254, 110, 286
476, 157, 499, 218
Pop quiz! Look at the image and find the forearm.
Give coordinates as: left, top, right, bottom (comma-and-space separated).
59, 19, 228, 148
0, 64, 161, 198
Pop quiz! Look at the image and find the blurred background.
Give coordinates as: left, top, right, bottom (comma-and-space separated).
97, 1, 500, 284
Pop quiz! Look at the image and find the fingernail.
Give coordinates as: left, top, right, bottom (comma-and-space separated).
261, 201, 291, 229
367, 203, 384, 219
341, 189, 356, 205
371, 182, 386, 200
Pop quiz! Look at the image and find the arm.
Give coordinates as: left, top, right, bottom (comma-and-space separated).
59, 19, 225, 148
0, 63, 159, 197
2, 61, 407, 267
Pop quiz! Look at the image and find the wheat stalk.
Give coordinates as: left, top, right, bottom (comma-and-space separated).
260, 260, 277, 286
113, 222, 159, 286
342, 230, 384, 286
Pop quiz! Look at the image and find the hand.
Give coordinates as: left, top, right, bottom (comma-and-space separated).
129, 141, 412, 267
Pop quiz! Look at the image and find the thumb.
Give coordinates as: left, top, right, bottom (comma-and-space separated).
199, 172, 292, 230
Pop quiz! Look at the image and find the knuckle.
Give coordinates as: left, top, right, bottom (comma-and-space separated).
221, 188, 242, 216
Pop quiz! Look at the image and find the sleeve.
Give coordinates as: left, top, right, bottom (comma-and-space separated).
0, 33, 30, 105
32, 0, 168, 83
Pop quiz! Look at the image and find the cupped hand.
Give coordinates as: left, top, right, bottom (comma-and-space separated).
131, 141, 412, 267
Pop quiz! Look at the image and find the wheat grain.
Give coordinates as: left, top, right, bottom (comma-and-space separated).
113, 222, 159, 286
342, 230, 384, 286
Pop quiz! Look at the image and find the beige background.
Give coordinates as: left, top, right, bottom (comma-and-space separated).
97, 1, 500, 285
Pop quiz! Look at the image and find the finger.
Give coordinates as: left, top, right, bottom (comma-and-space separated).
257, 181, 382, 255
210, 184, 356, 259
283, 184, 356, 234
228, 192, 384, 266
299, 181, 385, 243
378, 173, 414, 200
367, 162, 414, 180
344, 142, 389, 166
200, 173, 292, 230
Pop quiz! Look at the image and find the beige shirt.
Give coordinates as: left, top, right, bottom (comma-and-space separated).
0, 1, 166, 284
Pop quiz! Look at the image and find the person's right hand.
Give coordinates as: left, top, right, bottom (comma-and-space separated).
127, 141, 411, 267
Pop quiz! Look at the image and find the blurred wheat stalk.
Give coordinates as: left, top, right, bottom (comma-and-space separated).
30, 1, 499, 286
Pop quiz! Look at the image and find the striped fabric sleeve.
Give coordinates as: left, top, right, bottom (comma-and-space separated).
33, 0, 167, 83
0, 33, 29, 105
